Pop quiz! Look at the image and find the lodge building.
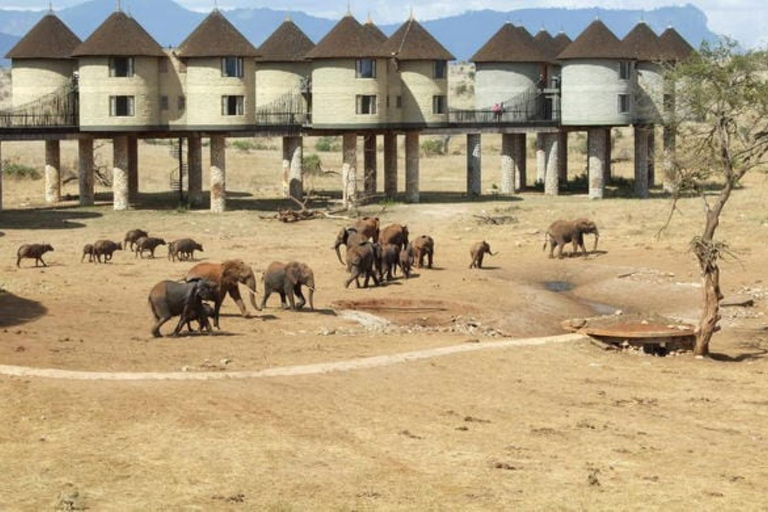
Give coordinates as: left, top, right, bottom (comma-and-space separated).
0, 7, 694, 211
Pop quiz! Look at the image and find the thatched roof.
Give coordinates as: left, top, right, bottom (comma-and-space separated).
305, 14, 386, 59
382, 18, 454, 61
257, 19, 314, 62
177, 10, 259, 58
533, 29, 556, 59
364, 19, 388, 43
658, 27, 695, 61
471, 22, 548, 63
621, 22, 663, 61
552, 32, 573, 56
5, 13, 81, 59
71, 11, 165, 57
557, 20, 628, 60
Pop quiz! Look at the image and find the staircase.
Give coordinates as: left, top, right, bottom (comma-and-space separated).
255, 90, 308, 126
0, 79, 79, 128
168, 139, 187, 194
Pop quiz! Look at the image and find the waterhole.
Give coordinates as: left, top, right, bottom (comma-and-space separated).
544, 281, 574, 293
543, 281, 619, 315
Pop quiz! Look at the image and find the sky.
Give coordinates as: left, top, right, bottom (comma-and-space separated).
3, 0, 768, 48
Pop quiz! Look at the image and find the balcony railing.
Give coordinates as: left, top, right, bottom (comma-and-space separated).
0, 80, 79, 128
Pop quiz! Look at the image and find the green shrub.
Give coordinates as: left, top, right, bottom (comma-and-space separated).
420, 138, 444, 157
3, 159, 41, 180
315, 136, 341, 152
303, 154, 324, 176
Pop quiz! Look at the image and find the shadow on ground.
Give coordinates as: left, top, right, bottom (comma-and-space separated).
0, 291, 47, 328
0, 208, 102, 230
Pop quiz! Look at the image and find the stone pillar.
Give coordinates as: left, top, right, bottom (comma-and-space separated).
0, 142, 3, 211
112, 136, 129, 211
604, 128, 612, 182
45, 139, 61, 203
187, 133, 203, 207
634, 125, 650, 198
78, 137, 94, 206
210, 135, 226, 213
535, 133, 546, 184
501, 134, 514, 195
544, 133, 560, 196
648, 125, 656, 188
342, 133, 357, 207
514, 134, 527, 190
127, 135, 138, 200
288, 136, 303, 200
662, 126, 676, 193
405, 131, 420, 203
364, 134, 377, 197
466, 133, 481, 197
557, 131, 568, 183
587, 128, 606, 199
384, 132, 397, 198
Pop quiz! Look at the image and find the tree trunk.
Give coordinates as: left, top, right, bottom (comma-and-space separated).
694, 257, 722, 357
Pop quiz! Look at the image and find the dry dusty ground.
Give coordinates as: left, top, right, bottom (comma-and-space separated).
1, 136, 768, 510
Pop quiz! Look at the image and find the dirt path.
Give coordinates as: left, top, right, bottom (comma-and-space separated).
0, 333, 585, 381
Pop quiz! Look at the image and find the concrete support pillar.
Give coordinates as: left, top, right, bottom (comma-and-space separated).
405, 131, 420, 203
127, 135, 138, 200
514, 134, 527, 190
587, 128, 606, 199
342, 133, 357, 207
112, 135, 129, 211
557, 131, 568, 183
364, 134, 377, 197
604, 128, 612, 182
282, 136, 303, 200
210, 135, 226, 213
648, 125, 656, 188
383, 133, 397, 198
662, 126, 677, 193
78, 138, 94, 206
45, 139, 61, 203
544, 133, 560, 196
501, 134, 514, 195
466, 133, 481, 197
0, 142, 3, 211
634, 125, 650, 198
187, 133, 203, 207
535, 133, 546, 183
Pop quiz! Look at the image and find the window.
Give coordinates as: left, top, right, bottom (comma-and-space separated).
434, 60, 447, 79
109, 57, 134, 77
221, 95, 244, 116
356, 95, 377, 115
356, 59, 376, 78
221, 57, 244, 78
618, 94, 631, 114
432, 95, 447, 114
178, 95, 186, 111
110, 96, 135, 117
396, 95, 402, 109
619, 61, 631, 80
160, 96, 169, 111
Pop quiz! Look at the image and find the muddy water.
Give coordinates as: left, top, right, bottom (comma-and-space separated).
543, 280, 620, 315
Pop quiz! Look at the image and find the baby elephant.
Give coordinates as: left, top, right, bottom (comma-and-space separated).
17, 243, 54, 268
135, 236, 166, 258
380, 243, 401, 281
544, 218, 599, 259
168, 238, 203, 262
261, 261, 315, 311
182, 302, 215, 334
93, 240, 123, 263
148, 278, 218, 337
82, 243, 95, 263
399, 245, 413, 279
469, 241, 497, 269
124, 229, 149, 252
411, 235, 435, 269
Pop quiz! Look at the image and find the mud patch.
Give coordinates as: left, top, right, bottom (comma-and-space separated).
333, 298, 478, 328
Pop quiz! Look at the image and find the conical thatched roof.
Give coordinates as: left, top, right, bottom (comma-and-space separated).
257, 19, 314, 62
5, 13, 81, 59
382, 18, 454, 61
471, 22, 548, 63
305, 14, 386, 59
552, 32, 572, 56
71, 11, 164, 57
621, 22, 663, 61
557, 20, 628, 60
533, 29, 556, 60
364, 19, 388, 43
658, 27, 695, 61
177, 9, 259, 58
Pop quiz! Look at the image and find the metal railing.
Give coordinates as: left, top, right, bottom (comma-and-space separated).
254, 90, 308, 127
0, 80, 79, 128
449, 87, 560, 126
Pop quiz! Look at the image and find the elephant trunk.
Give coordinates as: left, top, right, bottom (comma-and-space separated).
245, 274, 262, 311
592, 229, 600, 252
334, 244, 346, 266
308, 287, 315, 311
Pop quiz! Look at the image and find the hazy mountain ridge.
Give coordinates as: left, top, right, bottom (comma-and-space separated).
0, 0, 719, 66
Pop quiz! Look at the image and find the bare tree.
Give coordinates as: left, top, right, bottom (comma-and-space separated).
663, 41, 768, 357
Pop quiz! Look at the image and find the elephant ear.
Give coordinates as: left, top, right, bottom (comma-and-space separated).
286, 263, 301, 285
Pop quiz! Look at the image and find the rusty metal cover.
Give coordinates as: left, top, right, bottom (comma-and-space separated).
563, 320, 694, 339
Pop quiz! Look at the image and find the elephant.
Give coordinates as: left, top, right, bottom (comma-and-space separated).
184, 259, 261, 328
378, 223, 409, 250
261, 261, 315, 311
82, 244, 95, 263
543, 218, 599, 259
135, 237, 166, 258
124, 229, 149, 252
93, 240, 123, 263
148, 278, 218, 337
379, 243, 401, 281
345, 241, 380, 289
469, 241, 497, 269
16, 243, 54, 268
333, 227, 369, 266
351, 217, 380, 241
182, 302, 215, 334
169, 238, 203, 262
411, 235, 435, 269
399, 245, 413, 279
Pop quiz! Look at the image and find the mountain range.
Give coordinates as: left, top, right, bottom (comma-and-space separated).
0, 0, 719, 66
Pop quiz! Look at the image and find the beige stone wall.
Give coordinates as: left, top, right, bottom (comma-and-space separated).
561, 59, 635, 126
255, 62, 310, 107
11, 59, 75, 107
475, 62, 541, 109
310, 58, 388, 127
635, 62, 663, 124
386, 59, 403, 124
184, 57, 255, 127
78, 56, 160, 129
399, 60, 448, 125
159, 50, 188, 127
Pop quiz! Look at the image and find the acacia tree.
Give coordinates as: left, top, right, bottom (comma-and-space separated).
665, 41, 768, 357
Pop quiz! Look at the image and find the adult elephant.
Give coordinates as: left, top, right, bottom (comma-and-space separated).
185, 259, 261, 328
543, 218, 599, 259
333, 227, 368, 266
379, 224, 409, 250
345, 241, 380, 288
352, 217, 380, 241
261, 261, 315, 311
